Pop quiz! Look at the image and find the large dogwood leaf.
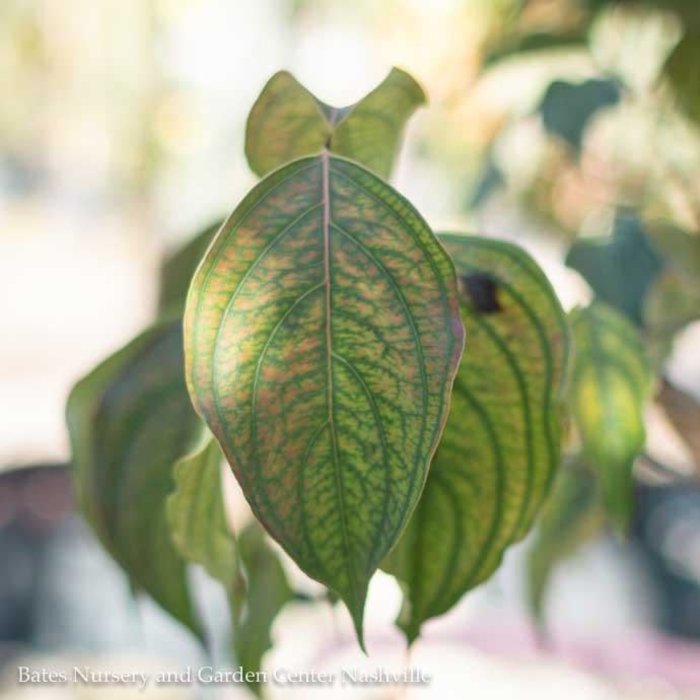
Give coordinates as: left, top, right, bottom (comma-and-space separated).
383, 235, 568, 642
245, 68, 425, 179
184, 153, 464, 646
568, 303, 653, 530
66, 319, 202, 637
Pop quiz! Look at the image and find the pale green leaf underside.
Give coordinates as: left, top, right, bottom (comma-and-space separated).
569, 302, 653, 530
66, 319, 202, 638
233, 522, 293, 697
184, 153, 464, 646
167, 429, 236, 585
383, 234, 569, 642
245, 68, 425, 179
166, 432, 291, 695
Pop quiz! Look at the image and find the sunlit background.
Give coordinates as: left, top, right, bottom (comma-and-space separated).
2, 0, 700, 697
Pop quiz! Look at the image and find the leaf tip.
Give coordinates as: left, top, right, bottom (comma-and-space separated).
337, 582, 370, 654
399, 621, 421, 647
394, 596, 422, 646
348, 597, 368, 655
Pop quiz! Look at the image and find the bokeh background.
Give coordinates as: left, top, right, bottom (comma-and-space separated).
2, 0, 700, 697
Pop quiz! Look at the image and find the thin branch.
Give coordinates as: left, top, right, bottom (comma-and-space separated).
656, 378, 700, 480
639, 452, 693, 484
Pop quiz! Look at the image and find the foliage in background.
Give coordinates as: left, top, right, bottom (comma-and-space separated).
475, 0, 700, 616
66, 319, 202, 639
568, 303, 653, 530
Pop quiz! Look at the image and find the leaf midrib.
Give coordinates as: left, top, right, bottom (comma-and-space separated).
321, 150, 357, 611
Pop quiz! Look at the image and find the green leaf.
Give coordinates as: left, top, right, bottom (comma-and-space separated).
568, 303, 653, 531
167, 429, 236, 584
66, 319, 202, 638
159, 220, 223, 314
527, 463, 604, 624
166, 431, 292, 697
245, 72, 331, 179
245, 68, 425, 179
565, 213, 663, 325
383, 234, 569, 643
184, 153, 465, 647
233, 522, 293, 697
664, 31, 700, 126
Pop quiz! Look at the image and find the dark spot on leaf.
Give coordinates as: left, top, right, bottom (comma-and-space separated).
460, 273, 502, 314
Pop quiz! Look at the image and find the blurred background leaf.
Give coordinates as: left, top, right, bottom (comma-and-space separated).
66, 319, 202, 638
167, 430, 235, 586
158, 220, 223, 316
568, 303, 653, 530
